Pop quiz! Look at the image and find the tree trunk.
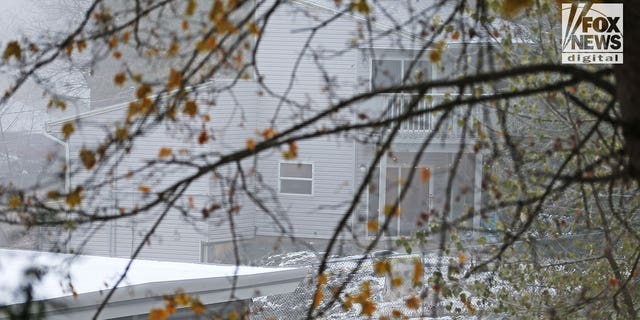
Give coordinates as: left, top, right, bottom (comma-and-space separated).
615, 2, 640, 178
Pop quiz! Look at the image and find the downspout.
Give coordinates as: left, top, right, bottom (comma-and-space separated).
42, 124, 71, 252
42, 124, 70, 193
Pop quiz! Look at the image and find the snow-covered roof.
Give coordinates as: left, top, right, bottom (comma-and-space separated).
0, 249, 307, 319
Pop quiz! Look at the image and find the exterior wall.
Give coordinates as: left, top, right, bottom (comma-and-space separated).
44, 0, 486, 261
48, 82, 258, 262
252, 1, 360, 239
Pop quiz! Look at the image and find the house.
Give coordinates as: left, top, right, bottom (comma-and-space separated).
45, 0, 488, 264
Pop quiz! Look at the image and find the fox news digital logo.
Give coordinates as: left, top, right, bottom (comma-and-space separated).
562, 3, 623, 64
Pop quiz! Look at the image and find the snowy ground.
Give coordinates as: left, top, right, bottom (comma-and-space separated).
251, 251, 496, 320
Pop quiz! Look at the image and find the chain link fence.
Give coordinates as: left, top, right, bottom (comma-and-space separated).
250, 252, 463, 320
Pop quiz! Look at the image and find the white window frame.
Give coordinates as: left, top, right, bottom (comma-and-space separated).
278, 161, 314, 196
369, 58, 434, 92
370, 58, 436, 132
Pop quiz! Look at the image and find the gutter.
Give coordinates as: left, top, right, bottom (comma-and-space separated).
5, 267, 308, 320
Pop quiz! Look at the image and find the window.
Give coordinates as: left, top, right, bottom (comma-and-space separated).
279, 162, 313, 195
372, 59, 431, 89
372, 59, 433, 131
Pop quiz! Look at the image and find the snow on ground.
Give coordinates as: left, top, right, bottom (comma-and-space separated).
252, 251, 490, 320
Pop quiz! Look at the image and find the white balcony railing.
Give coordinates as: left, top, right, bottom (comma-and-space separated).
386, 94, 434, 132
383, 93, 481, 138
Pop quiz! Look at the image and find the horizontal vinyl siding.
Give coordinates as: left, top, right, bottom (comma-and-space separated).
51, 82, 259, 262
255, 138, 355, 239
252, 2, 360, 239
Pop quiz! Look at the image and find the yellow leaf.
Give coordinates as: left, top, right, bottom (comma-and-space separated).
112, 51, 122, 59
47, 190, 61, 200
136, 83, 152, 99
164, 302, 177, 315
8, 195, 21, 209
127, 101, 140, 122
174, 292, 190, 305
167, 69, 183, 90
62, 122, 74, 139
246, 138, 256, 151
374, 260, 391, 275
391, 309, 403, 318
183, 99, 198, 117
501, 0, 533, 18
318, 273, 327, 286
360, 299, 376, 317
139, 185, 151, 193
149, 308, 169, 320
313, 290, 323, 309
76, 40, 87, 52
429, 49, 442, 63
366, 219, 378, 232
55, 99, 67, 110
65, 188, 82, 208
248, 22, 261, 36
412, 259, 423, 285
228, 311, 239, 320
167, 41, 180, 57
158, 147, 173, 159
458, 252, 466, 265
114, 73, 127, 86
203, 114, 211, 122
195, 36, 217, 52
350, 0, 370, 14
282, 141, 298, 160
65, 40, 75, 55
122, 32, 130, 43
185, 0, 197, 16
2, 41, 21, 61
80, 148, 97, 170
189, 301, 206, 314
115, 127, 128, 141
140, 97, 154, 115
97, 144, 106, 157
108, 36, 118, 49
405, 296, 420, 310
342, 294, 353, 311
359, 281, 371, 299
384, 204, 401, 217
209, 0, 224, 22
391, 276, 403, 288
421, 167, 431, 183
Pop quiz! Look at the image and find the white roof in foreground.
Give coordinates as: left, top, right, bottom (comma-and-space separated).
0, 249, 307, 319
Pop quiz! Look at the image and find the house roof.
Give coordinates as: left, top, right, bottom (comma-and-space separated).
0, 249, 307, 319
294, 0, 522, 44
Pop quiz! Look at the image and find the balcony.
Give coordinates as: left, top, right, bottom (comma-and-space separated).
381, 93, 482, 140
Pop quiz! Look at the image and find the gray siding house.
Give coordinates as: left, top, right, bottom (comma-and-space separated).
46, 0, 485, 263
